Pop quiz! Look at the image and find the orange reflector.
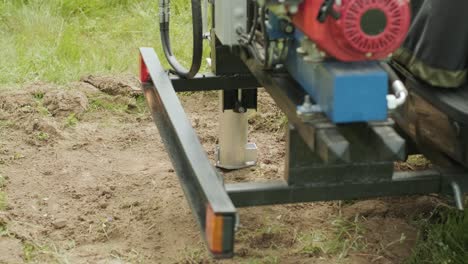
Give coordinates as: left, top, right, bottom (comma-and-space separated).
205, 205, 224, 254
139, 54, 150, 83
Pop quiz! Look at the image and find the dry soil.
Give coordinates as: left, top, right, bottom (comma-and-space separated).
0, 76, 440, 264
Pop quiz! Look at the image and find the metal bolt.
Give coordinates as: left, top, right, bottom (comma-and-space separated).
303, 95, 312, 106
284, 24, 294, 34
453, 121, 461, 136
296, 47, 307, 54
289, 4, 299, 14
303, 56, 315, 62
298, 95, 315, 112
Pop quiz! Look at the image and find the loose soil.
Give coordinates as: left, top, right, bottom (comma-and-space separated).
0, 76, 441, 263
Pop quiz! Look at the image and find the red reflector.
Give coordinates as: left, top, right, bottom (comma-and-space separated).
139, 54, 150, 83
205, 205, 224, 254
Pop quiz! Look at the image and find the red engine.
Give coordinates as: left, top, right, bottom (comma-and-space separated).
292, 0, 411, 61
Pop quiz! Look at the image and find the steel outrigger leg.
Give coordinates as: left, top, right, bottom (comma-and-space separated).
139, 47, 237, 258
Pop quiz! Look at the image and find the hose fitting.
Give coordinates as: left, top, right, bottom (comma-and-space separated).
380, 62, 408, 110
159, 0, 203, 79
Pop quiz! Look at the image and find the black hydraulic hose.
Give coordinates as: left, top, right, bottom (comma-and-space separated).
159, 0, 203, 79
380, 61, 400, 84
247, 2, 258, 44
260, 6, 270, 68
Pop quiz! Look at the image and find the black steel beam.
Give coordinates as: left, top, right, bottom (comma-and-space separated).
226, 170, 442, 207
170, 73, 259, 92
139, 47, 236, 257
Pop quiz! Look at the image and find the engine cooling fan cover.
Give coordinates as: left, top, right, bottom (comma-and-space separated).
333, 0, 411, 55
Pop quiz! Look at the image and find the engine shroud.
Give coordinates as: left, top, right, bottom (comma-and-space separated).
292, 0, 411, 61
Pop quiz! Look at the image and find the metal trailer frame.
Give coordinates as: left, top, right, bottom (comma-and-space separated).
139, 46, 468, 258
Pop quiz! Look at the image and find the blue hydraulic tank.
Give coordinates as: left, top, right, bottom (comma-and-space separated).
285, 32, 389, 123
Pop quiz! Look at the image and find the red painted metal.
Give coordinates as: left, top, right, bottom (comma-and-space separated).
292, 0, 411, 61
139, 54, 151, 83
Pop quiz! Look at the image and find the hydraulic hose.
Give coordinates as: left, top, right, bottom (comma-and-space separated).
260, 6, 271, 68
159, 0, 203, 79
247, 1, 258, 44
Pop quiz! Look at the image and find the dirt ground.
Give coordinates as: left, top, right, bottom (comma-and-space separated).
0, 76, 441, 264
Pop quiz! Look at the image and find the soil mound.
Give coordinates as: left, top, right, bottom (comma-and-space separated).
43, 90, 88, 118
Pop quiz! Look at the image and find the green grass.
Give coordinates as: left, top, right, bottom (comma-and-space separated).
298, 215, 366, 259
0, 174, 7, 236
33, 93, 52, 116
0, 174, 6, 211
0, 0, 198, 87
0, 174, 6, 188
22, 241, 66, 263
244, 256, 280, 264
406, 209, 468, 264
36, 131, 50, 141
179, 247, 209, 264
88, 97, 128, 112
0, 222, 7, 236
0, 191, 6, 211
65, 113, 78, 127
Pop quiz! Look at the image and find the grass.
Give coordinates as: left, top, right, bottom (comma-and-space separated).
0, 174, 6, 211
88, 97, 128, 112
0, 0, 199, 87
0, 222, 7, 236
86, 93, 148, 115
180, 247, 208, 264
244, 256, 280, 264
23, 241, 69, 263
0, 175, 8, 236
0, 120, 14, 128
298, 215, 367, 259
0, 174, 6, 188
110, 248, 145, 264
406, 208, 468, 264
64, 113, 78, 127
36, 131, 50, 141
32, 91, 52, 116
0, 191, 6, 211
